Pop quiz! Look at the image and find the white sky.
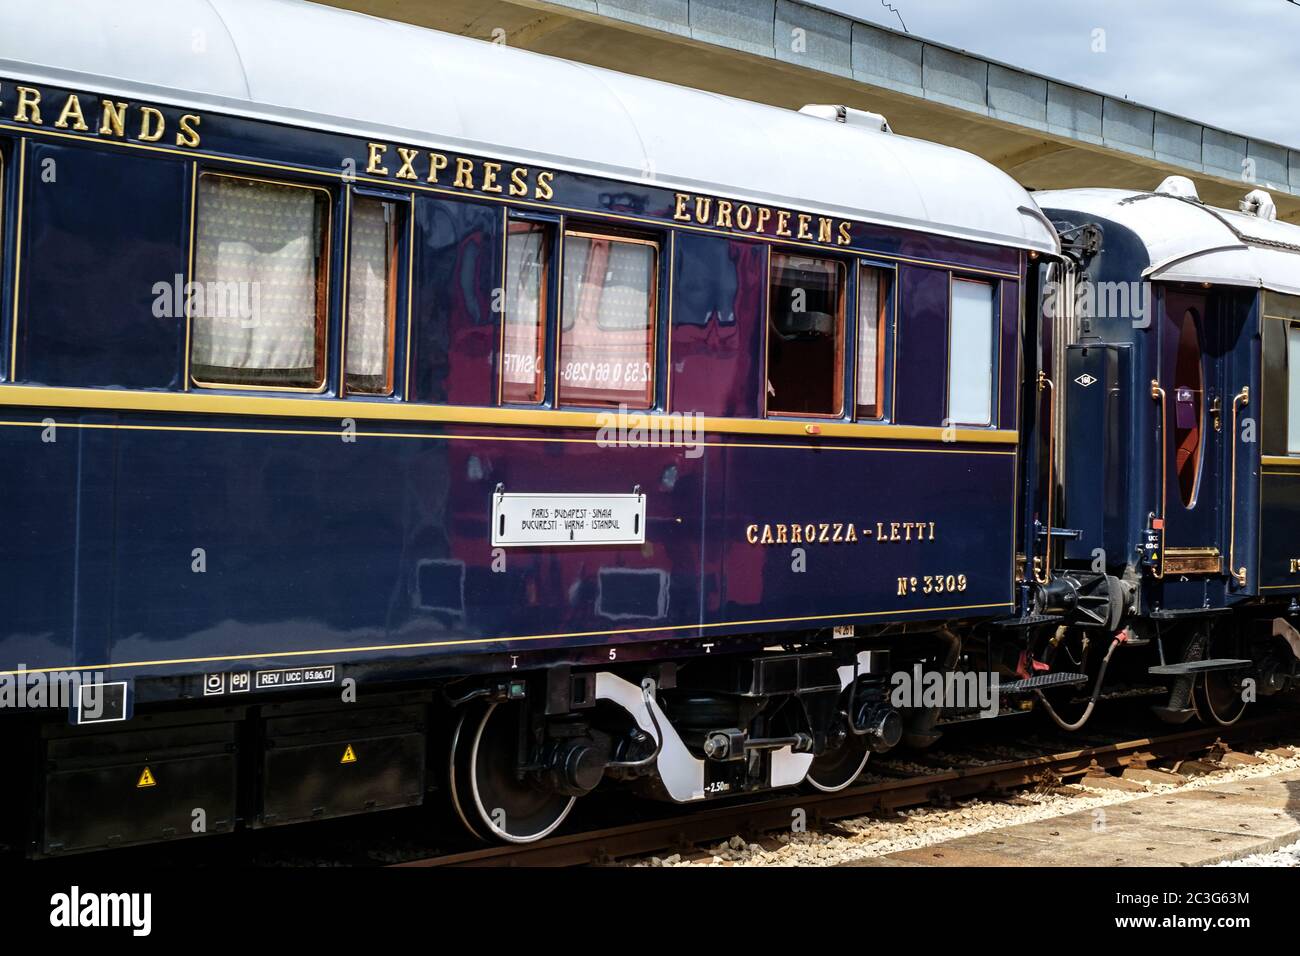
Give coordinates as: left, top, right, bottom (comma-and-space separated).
816, 0, 1300, 148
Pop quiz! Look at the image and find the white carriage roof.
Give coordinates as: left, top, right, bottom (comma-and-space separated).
0, 0, 1058, 255
1036, 188, 1300, 297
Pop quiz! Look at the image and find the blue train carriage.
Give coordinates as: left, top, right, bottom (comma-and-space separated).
1032, 179, 1300, 729
0, 0, 1056, 852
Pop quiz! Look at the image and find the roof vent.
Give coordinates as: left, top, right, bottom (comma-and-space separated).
1154, 175, 1200, 202
799, 104, 892, 133
1240, 188, 1277, 221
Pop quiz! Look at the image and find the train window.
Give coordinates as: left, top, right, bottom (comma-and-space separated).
856, 266, 889, 419
1288, 326, 1300, 453
345, 196, 401, 395
1173, 308, 1204, 506
502, 220, 550, 404
558, 230, 657, 408
767, 253, 846, 417
190, 174, 331, 391
947, 278, 996, 426
0, 142, 5, 308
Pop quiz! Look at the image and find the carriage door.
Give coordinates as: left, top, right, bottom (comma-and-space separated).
1158, 290, 1224, 575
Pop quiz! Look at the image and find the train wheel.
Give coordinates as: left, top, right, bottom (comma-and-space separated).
805, 736, 870, 792
448, 701, 576, 843
1195, 669, 1248, 726
1193, 629, 1249, 727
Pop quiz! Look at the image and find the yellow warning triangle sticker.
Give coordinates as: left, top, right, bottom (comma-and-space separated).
136, 767, 156, 788
340, 745, 357, 765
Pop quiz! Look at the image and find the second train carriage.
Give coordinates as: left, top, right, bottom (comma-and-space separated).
1024, 180, 1300, 728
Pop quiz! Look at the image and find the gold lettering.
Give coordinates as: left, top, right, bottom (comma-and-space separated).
742, 519, 883, 544
175, 113, 202, 148
775, 210, 792, 237
755, 207, 772, 233
673, 193, 692, 222
838, 221, 852, 246
736, 204, 754, 230
53, 94, 88, 131
890, 522, 900, 542
929, 521, 936, 540
482, 161, 503, 193
535, 170, 555, 201
99, 100, 128, 137
138, 107, 165, 142
797, 214, 812, 241
509, 166, 529, 196
454, 157, 476, 189
395, 147, 419, 180
818, 217, 833, 243
428, 152, 448, 183
716, 200, 734, 229
15, 86, 41, 124
366, 142, 390, 176
694, 196, 712, 224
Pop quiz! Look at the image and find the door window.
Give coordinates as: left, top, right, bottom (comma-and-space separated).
1173, 308, 1204, 508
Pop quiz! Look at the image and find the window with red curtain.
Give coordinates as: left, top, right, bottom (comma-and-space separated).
558, 231, 657, 408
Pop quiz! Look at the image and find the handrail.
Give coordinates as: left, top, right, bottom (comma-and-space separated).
1229, 386, 1250, 587
1035, 370, 1055, 585
1150, 379, 1167, 579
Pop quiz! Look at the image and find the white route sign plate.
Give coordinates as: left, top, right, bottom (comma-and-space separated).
492, 492, 647, 547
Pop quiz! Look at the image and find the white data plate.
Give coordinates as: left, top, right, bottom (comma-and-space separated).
492, 492, 646, 547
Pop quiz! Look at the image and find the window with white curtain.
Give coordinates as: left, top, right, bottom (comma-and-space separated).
559, 231, 656, 408
947, 278, 997, 426
856, 266, 888, 419
346, 196, 400, 395
190, 174, 330, 389
1288, 326, 1300, 454
502, 221, 550, 404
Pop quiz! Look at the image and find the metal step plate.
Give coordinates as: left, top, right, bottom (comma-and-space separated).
988, 613, 1065, 629
999, 671, 1089, 695
1148, 659, 1251, 677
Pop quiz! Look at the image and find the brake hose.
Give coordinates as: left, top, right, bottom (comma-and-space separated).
1033, 636, 1122, 732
